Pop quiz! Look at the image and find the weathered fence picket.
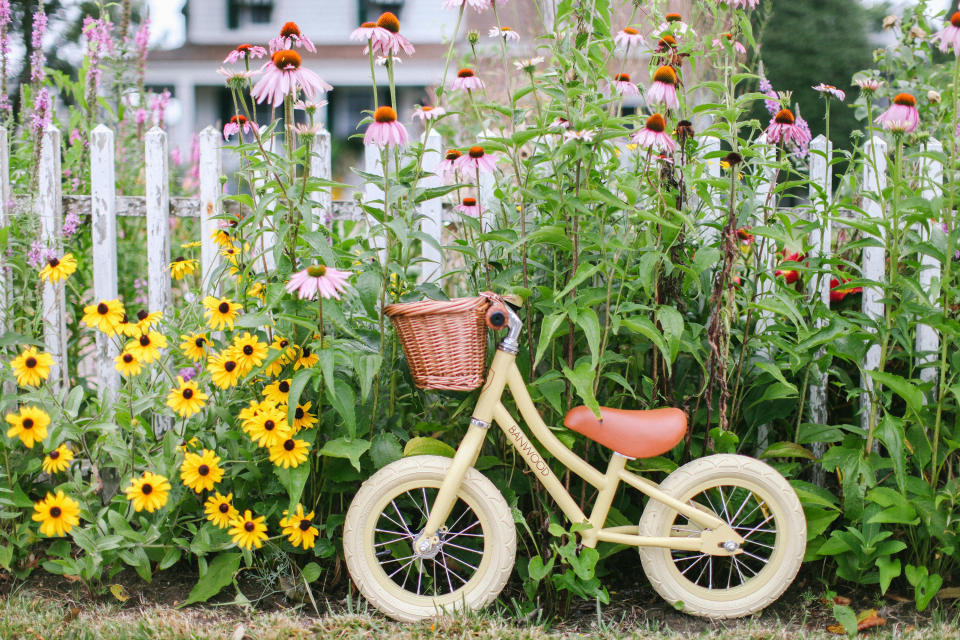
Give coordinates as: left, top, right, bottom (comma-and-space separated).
917, 139, 943, 391
860, 136, 889, 434
91, 125, 120, 400
38, 126, 68, 391
0, 127, 9, 335
145, 127, 172, 319
419, 130, 443, 283
198, 126, 222, 294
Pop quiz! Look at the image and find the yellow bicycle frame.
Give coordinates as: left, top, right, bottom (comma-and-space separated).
420, 348, 743, 555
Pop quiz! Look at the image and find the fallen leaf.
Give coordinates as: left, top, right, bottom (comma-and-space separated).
826, 624, 846, 635
63, 607, 81, 622
937, 586, 960, 599
885, 592, 911, 603
109, 583, 129, 602
833, 595, 851, 606
62, 574, 81, 583
856, 609, 886, 631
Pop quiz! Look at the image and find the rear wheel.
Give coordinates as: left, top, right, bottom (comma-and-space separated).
638, 454, 805, 618
343, 456, 516, 622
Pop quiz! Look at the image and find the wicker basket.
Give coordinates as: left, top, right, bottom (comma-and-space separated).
384, 294, 494, 391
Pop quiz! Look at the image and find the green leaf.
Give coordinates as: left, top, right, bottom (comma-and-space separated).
753, 361, 798, 396
874, 415, 908, 493
832, 604, 858, 637
877, 556, 900, 595
276, 461, 310, 511
534, 313, 566, 369
286, 368, 314, 428
180, 552, 242, 607
319, 437, 371, 472
370, 432, 403, 468
356, 354, 382, 403
63, 386, 84, 418
867, 370, 923, 415
760, 441, 816, 460
301, 562, 322, 584
325, 378, 356, 438
575, 308, 602, 371
620, 315, 672, 374
656, 306, 684, 362
403, 436, 455, 458
527, 554, 555, 582
560, 360, 600, 417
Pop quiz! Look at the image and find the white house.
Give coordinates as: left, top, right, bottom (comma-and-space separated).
145, 0, 463, 154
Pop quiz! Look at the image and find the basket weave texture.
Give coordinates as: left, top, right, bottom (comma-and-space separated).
384, 294, 494, 391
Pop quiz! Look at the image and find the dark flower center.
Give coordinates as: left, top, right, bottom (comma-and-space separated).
295, 407, 305, 419
48, 257, 60, 267
237, 44, 253, 53
243, 345, 254, 355
953, 12, 960, 28
272, 49, 302, 70
457, 68, 475, 78
230, 115, 248, 125
283, 439, 296, 451
360, 21, 377, 28
264, 420, 275, 431
280, 21, 301, 37
893, 92, 916, 107
658, 35, 676, 49
139, 335, 151, 347
774, 108, 795, 125
299, 519, 312, 531
195, 337, 206, 347
244, 521, 255, 532
123, 353, 134, 363
373, 106, 398, 124
279, 381, 290, 393
445, 150, 462, 161
653, 66, 677, 85
377, 12, 400, 33
646, 113, 667, 133
22, 418, 34, 429
142, 483, 153, 495
666, 13, 682, 22
97, 302, 109, 314
198, 464, 210, 476
623, 27, 638, 35
307, 264, 328, 277
137, 310, 149, 321
50, 506, 62, 517
219, 502, 230, 513
301, 347, 311, 358
173, 256, 185, 263
224, 361, 237, 373
182, 388, 194, 399
218, 302, 230, 313
724, 152, 743, 167
25, 357, 37, 368
49, 450, 60, 460
614, 73, 631, 82
280, 340, 289, 348
469, 146, 485, 158
463, 197, 478, 207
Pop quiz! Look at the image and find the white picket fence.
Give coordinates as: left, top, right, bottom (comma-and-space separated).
0, 125, 947, 448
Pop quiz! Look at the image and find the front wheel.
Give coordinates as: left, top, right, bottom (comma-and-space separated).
343, 455, 516, 622
638, 454, 806, 618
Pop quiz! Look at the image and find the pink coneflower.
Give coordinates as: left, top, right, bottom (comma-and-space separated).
614, 26, 644, 48
551, 117, 571, 130
455, 146, 497, 173
932, 12, 960, 55
875, 93, 919, 133
252, 49, 332, 107
563, 129, 595, 143
456, 196, 482, 217
412, 105, 446, 121
439, 150, 462, 180
224, 44, 267, 64
269, 21, 316, 54
452, 68, 483, 91
657, 13, 694, 39
364, 106, 408, 147
813, 83, 846, 101
766, 108, 812, 147
489, 26, 520, 42
612, 73, 640, 96
855, 77, 880, 94
216, 67, 260, 85
286, 264, 350, 300
223, 115, 259, 140
370, 12, 415, 57
349, 21, 391, 51
631, 113, 677, 153
719, 0, 760, 8
713, 33, 747, 55
647, 66, 680, 110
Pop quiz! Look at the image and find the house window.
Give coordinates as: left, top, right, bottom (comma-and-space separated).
227, 0, 274, 29
358, 0, 404, 24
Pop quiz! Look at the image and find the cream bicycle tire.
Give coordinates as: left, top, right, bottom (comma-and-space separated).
343, 455, 516, 622
638, 454, 806, 618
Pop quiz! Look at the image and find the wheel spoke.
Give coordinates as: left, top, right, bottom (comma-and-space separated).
443, 519, 481, 543
387, 557, 417, 579
442, 541, 484, 555
374, 536, 412, 548
442, 550, 479, 573
739, 549, 771, 565
392, 500, 413, 535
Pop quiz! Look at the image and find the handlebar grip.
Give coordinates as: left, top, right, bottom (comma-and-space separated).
485, 303, 508, 330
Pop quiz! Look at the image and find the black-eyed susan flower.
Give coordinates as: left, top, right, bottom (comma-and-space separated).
124, 471, 171, 513
203, 296, 242, 330
264, 337, 294, 377
42, 443, 74, 474
292, 346, 318, 370
231, 332, 268, 375
247, 281, 265, 302
263, 378, 291, 406
269, 437, 310, 469
238, 399, 275, 435
247, 406, 290, 448
182, 240, 203, 249
279, 504, 318, 550
114, 350, 142, 377
115, 313, 140, 338
180, 449, 224, 493
178, 436, 201, 453
5, 406, 50, 448
180, 333, 208, 362
39, 253, 77, 283
228, 510, 269, 550
211, 229, 234, 249
10, 347, 54, 387
134, 310, 163, 335
81, 299, 125, 334
166, 376, 209, 418
169, 256, 198, 280
127, 330, 167, 364
31, 491, 80, 537
204, 492, 237, 529
208, 352, 242, 389
291, 402, 316, 433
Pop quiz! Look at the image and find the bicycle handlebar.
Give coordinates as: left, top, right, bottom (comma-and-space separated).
485, 303, 509, 330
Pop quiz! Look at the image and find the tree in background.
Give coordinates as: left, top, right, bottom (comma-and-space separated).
755, 0, 873, 149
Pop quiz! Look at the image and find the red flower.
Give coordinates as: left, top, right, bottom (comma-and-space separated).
829, 277, 862, 303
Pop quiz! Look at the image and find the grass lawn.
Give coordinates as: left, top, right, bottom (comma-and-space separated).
1, 587, 959, 640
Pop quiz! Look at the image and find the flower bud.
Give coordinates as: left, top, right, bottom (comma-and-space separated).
928, 90, 941, 104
